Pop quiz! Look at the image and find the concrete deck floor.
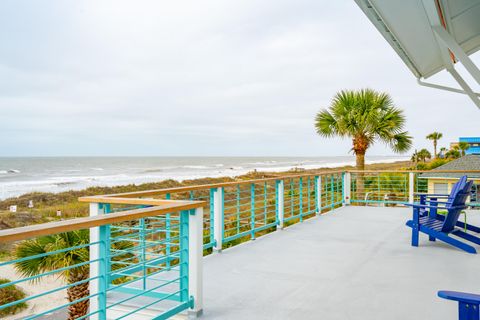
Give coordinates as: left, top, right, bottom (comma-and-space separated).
201, 206, 480, 320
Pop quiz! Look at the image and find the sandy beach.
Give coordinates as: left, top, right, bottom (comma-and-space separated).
1, 264, 65, 319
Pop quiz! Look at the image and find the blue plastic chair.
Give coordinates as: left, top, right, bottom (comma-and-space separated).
438, 290, 480, 320
406, 180, 478, 253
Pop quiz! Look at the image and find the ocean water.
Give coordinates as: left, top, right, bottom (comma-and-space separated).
0, 156, 407, 200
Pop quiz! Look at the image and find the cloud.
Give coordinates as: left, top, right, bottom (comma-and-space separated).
0, 0, 478, 156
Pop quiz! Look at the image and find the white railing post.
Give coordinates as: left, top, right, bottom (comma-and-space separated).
89, 202, 108, 320
343, 172, 351, 205
213, 187, 223, 252
188, 207, 204, 317
276, 180, 284, 229
409, 172, 415, 204
315, 176, 322, 214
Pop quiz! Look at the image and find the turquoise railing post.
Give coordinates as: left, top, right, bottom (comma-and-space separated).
307, 177, 311, 214
275, 180, 284, 229
99, 223, 108, 320
139, 217, 147, 290
263, 182, 267, 226
290, 179, 294, 217
330, 175, 334, 209
250, 183, 255, 240
103, 203, 111, 287
343, 172, 351, 205
236, 185, 240, 235
179, 210, 189, 303
299, 177, 303, 222
188, 207, 204, 317
165, 193, 171, 269
315, 176, 322, 214
212, 187, 224, 252
377, 174, 380, 201
89, 202, 109, 320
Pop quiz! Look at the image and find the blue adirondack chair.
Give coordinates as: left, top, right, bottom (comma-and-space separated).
406, 179, 478, 254
438, 290, 480, 320
417, 176, 480, 233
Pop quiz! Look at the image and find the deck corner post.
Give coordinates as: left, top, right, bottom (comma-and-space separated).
343, 172, 351, 206
315, 176, 322, 214
409, 172, 415, 204
188, 207, 204, 317
213, 187, 224, 252
276, 180, 284, 229
89, 202, 108, 320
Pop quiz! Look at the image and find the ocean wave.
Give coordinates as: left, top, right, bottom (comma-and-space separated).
246, 161, 278, 166
183, 165, 209, 169
141, 167, 168, 173
91, 168, 104, 171
0, 169, 20, 174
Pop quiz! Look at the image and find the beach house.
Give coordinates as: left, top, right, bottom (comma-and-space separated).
419, 155, 480, 206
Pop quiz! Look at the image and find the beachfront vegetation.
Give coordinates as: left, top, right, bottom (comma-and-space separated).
413, 158, 451, 170
457, 141, 470, 156
15, 230, 91, 319
426, 132, 442, 158
14, 230, 134, 320
446, 148, 461, 159
0, 278, 27, 316
315, 89, 412, 171
417, 149, 431, 163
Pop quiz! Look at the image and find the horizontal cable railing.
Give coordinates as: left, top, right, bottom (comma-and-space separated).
99, 171, 344, 253
0, 200, 204, 320
350, 171, 410, 206
347, 170, 480, 208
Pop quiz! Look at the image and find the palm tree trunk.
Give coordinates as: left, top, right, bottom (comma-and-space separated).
356, 153, 365, 171
67, 269, 90, 320
434, 141, 437, 159
356, 152, 365, 202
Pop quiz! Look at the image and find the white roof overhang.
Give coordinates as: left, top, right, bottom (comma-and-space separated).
355, 0, 480, 109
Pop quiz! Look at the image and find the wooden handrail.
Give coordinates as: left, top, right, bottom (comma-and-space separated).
79, 197, 200, 206
86, 170, 345, 199
0, 200, 204, 243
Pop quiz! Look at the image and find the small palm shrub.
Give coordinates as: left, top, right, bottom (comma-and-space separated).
0, 278, 28, 316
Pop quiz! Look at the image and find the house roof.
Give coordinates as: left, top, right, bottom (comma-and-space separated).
420, 154, 480, 179
354, 0, 480, 79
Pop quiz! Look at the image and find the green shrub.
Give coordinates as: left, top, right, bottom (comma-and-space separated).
428, 158, 450, 169
0, 278, 27, 316
415, 163, 429, 170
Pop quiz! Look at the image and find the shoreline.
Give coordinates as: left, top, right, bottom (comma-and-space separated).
0, 156, 408, 201
0, 159, 411, 226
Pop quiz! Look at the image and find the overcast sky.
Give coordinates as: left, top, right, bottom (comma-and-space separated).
1, 1, 479, 157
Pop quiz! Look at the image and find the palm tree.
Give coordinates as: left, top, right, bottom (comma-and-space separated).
446, 149, 461, 159
458, 141, 470, 156
15, 230, 90, 319
15, 230, 133, 319
315, 89, 412, 171
411, 149, 419, 166
417, 148, 432, 162
439, 147, 447, 158
426, 132, 443, 159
